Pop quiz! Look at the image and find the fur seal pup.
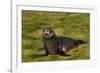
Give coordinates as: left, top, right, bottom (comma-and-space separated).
42, 27, 85, 56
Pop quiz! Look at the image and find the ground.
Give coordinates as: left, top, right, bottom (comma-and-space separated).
22, 10, 90, 62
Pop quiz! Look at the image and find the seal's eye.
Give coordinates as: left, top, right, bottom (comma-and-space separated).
49, 30, 53, 33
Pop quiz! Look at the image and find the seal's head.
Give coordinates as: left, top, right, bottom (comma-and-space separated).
42, 27, 56, 38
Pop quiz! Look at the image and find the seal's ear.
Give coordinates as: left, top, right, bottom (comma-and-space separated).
51, 29, 56, 36
52, 29, 55, 33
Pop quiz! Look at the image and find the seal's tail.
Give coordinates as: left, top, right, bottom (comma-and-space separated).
74, 40, 86, 46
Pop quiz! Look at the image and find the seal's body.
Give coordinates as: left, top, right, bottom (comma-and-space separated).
42, 27, 85, 56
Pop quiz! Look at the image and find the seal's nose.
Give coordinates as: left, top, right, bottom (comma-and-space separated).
44, 30, 49, 34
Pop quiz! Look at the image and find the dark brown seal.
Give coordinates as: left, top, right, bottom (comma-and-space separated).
42, 27, 85, 56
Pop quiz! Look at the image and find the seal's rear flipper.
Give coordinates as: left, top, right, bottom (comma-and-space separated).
74, 40, 86, 46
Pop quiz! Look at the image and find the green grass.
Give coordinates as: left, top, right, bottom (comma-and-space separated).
22, 10, 90, 62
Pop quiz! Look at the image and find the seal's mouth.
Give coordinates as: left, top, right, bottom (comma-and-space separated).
45, 33, 49, 36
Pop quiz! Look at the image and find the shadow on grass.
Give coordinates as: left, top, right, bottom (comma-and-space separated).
31, 53, 48, 58
31, 53, 72, 58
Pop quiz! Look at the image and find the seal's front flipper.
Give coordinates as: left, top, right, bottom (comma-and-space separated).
58, 51, 71, 56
